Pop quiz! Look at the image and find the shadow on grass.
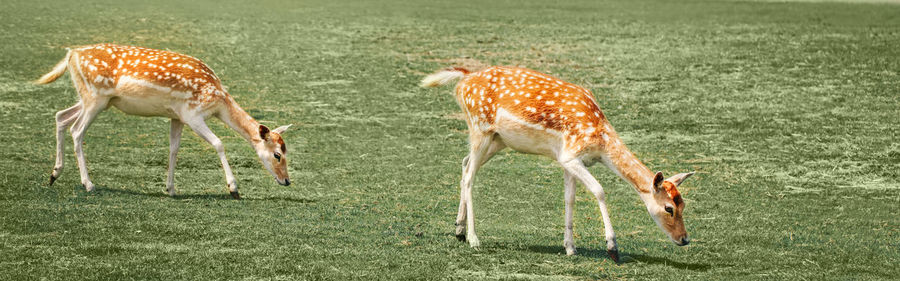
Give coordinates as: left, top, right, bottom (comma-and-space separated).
99, 187, 317, 203
526, 245, 713, 271
625, 253, 713, 271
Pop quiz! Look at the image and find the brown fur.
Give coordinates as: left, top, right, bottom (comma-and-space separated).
452, 66, 658, 192
455, 66, 610, 149
663, 181, 683, 205
69, 43, 226, 106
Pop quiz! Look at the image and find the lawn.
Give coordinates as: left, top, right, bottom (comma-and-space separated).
1, 0, 898, 280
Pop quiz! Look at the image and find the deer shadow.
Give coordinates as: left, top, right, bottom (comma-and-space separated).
625, 253, 714, 271
526, 245, 713, 271
94, 186, 317, 203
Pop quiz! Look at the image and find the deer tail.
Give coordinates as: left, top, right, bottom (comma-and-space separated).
34, 49, 72, 85
420, 67, 471, 88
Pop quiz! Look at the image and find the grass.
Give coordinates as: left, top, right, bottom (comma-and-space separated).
1, 0, 899, 279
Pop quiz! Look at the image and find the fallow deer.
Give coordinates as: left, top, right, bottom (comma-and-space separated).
421, 66, 695, 262
35, 43, 293, 199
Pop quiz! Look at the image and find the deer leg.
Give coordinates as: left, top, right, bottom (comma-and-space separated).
563, 170, 577, 256
70, 99, 108, 192
455, 155, 469, 241
455, 139, 505, 242
166, 119, 184, 196
49, 102, 82, 185
457, 133, 504, 248
561, 159, 618, 262
185, 120, 239, 199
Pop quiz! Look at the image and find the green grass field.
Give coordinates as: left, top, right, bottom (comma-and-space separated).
2, 0, 899, 279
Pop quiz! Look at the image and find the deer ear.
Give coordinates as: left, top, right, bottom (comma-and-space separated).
652, 171, 665, 193
272, 124, 292, 134
665, 172, 695, 186
259, 125, 270, 140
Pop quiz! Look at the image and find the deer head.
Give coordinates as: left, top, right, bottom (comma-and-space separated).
255, 124, 292, 186
647, 171, 695, 246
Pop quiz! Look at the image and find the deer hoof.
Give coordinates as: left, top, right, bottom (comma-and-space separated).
230, 191, 241, 200
49, 175, 57, 186
608, 248, 619, 263
468, 236, 480, 248
455, 233, 466, 242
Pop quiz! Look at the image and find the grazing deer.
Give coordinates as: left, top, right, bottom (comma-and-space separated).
421, 66, 695, 262
35, 43, 292, 199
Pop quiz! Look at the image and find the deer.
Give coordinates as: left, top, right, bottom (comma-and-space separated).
421, 66, 696, 262
34, 43, 293, 199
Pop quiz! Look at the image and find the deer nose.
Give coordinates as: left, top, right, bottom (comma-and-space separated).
284, 179, 291, 186
680, 236, 690, 246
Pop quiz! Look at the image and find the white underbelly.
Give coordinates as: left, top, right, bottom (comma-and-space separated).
109, 95, 178, 118
108, 76, 192, 119
493, 109, 563, 158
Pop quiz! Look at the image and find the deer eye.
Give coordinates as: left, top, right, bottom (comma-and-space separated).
664, 205, 674, 216
273, 153, 282, 161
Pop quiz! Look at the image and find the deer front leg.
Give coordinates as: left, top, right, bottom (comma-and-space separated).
561, 159, 618, 262
50, 103, 82, 185
185, 120, 239, 199
166, 119, 184, 196
563, 170, 577, 256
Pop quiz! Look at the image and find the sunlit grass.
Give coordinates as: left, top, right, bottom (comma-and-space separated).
1, 0, 898, 279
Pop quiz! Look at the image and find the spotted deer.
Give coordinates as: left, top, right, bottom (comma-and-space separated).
35, 43, 293, 199
421, 66, 695, 262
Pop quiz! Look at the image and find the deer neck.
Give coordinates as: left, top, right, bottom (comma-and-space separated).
217, 98, 263, 146
596, 133, 655, 196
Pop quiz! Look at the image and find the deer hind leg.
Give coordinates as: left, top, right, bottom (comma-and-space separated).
560, 158, 619, 262
70, 98, 109, 192
49, 102, 83, 185
184, 119, 239, 199
563, 170, 577, 256
165, 119, 184, 196
455, 138, 506, 241
457, 133, 504, 248
455, 138, 505, 241
455, 155, 469, 241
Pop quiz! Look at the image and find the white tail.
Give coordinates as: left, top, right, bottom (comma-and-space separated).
37, 43, 293, 199
420, 67, 470, 88
34, 49, 72, 85
423, 65, 696, 262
